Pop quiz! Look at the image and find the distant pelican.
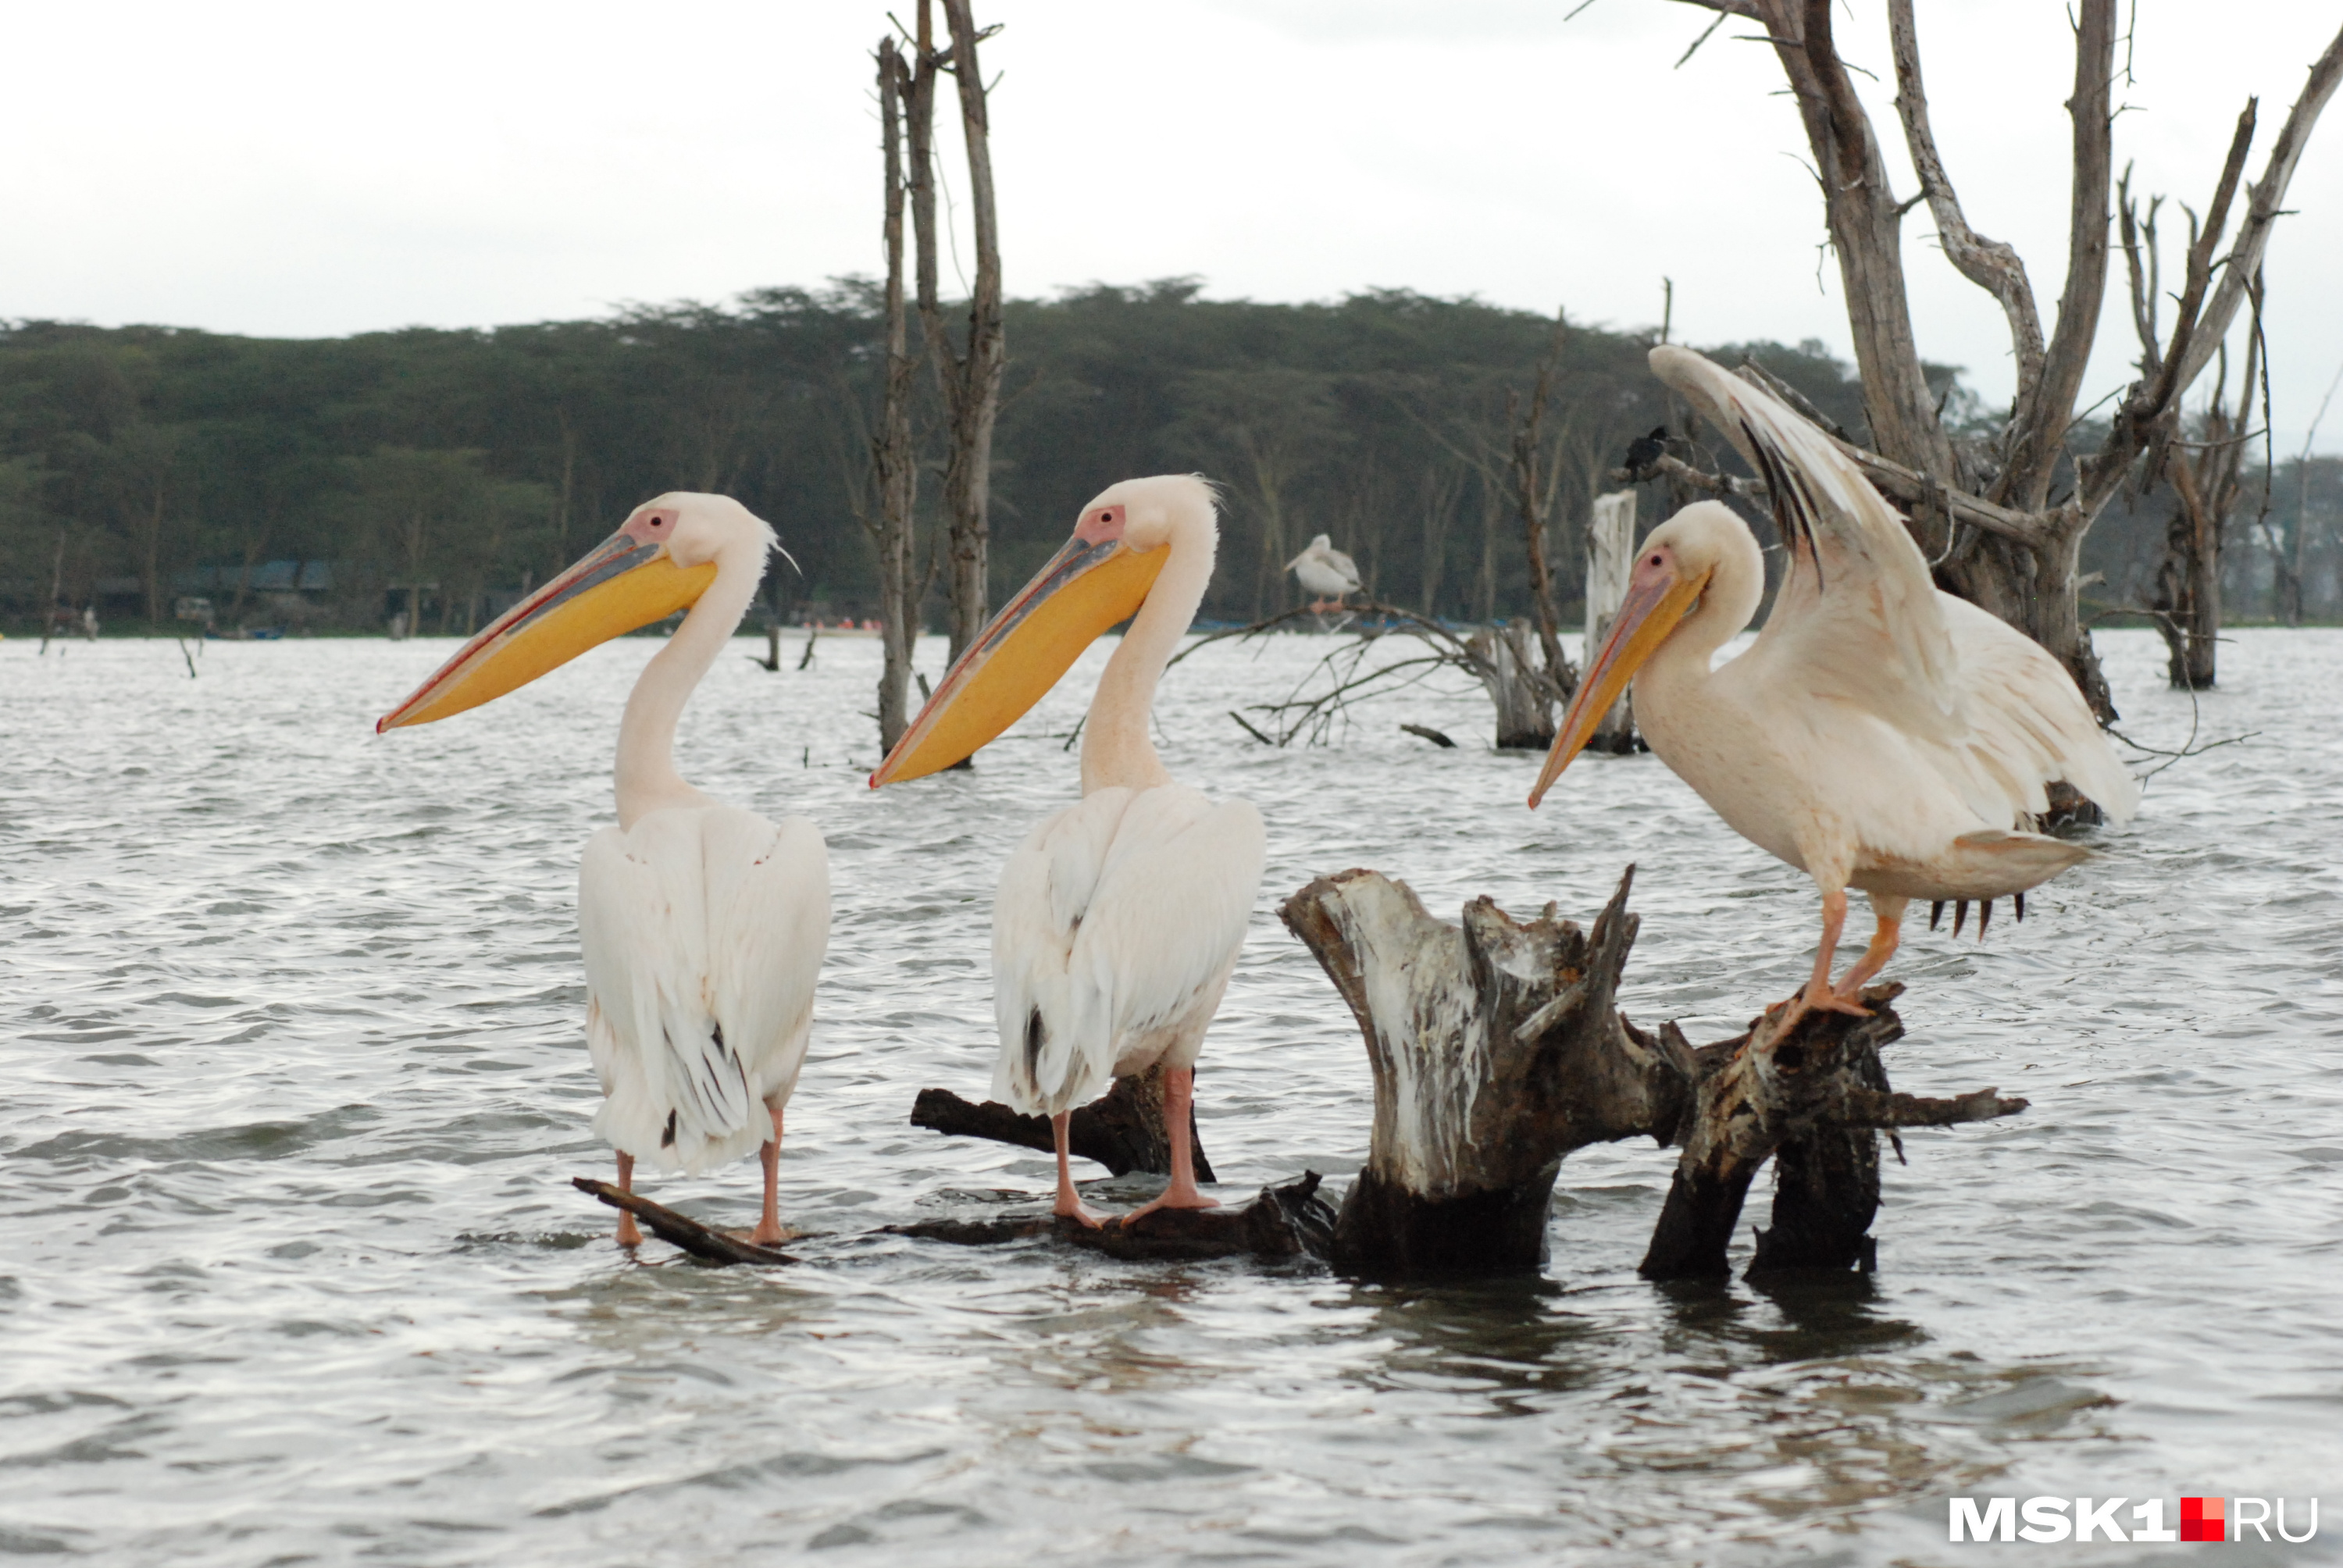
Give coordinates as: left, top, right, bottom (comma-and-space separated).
872, 476, 1263, 1226
380, 494, 829, 1247
1286, 533, 1361, 611
1532, 348, 2136, 1025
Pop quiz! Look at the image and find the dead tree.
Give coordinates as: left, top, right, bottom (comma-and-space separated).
1464, 621, 1554, 749
1639, 984, 2024, 1280
1280, 866, 2026, 1278
1664, 1, 2343, 719
1279, 868, 1678, 1273
1168, 600, 1560, 751
2142, 248, 2264, 689
873, 38, 922, 744
907, 0, 1006, 665
863, 37, 924, 749
1509, 315, 1578, 695
1582, 490, 1639, 751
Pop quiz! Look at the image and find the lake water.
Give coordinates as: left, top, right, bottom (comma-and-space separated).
2, 625, 2337, 1566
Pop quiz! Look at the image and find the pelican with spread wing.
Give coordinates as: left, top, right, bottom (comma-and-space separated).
380, 494, 829, 1247
1531, 347, 2135, 1023
872, 475, 1263, 1226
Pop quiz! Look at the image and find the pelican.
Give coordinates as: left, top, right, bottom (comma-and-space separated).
379, 494, 829, 1248
1532, 347, 2137, 1024
1286, 533, 1361, 611
871, 475, 1263, 1227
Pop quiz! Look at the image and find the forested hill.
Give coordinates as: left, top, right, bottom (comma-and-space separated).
5, 280, 2280, 636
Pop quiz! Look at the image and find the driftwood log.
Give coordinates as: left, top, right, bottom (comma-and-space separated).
572, 1177, 797, 1266
1280, 866, 2028, 1279
888, 1173, 1336, 1263
909, 1061, 1214, 1181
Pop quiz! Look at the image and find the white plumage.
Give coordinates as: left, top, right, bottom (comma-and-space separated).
378, 490, 828, 1246
1286, 533, 1361, 604
991, 784, 1265, 1115
871, 473, 1257, 1224
1536, 347, 2138, 1019
582, 807, 829, 1171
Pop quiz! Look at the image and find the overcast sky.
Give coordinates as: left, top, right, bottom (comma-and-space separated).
9, 1, 2341, 452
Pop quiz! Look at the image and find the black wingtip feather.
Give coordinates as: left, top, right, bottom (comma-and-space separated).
1952, 900, 1969, 939
1930, 900, 1945, 932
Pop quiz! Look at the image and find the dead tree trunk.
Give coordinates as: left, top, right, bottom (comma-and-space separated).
908, 1062, 1214, 1181
2145, 269, 2263, 690
1280, 867, 1686, 1274
909, 0, 1006, 666
1510, 315, 1576, 696
1282, 867, 2029, 1280
1582, 490, 1639, 753
37, 530, 63, 655
1667, 0, 2341, 722
1464, 620, 1553, 749
1639, 985, 2027, 1280
872, 37, 922, 749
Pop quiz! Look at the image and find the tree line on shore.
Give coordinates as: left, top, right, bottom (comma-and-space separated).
0, 282, 2334, 640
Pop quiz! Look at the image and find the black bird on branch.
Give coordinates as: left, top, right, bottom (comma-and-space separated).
1621, 426, 1670, 480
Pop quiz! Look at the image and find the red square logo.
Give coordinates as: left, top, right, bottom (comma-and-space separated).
2181, 1497, 2225, 1542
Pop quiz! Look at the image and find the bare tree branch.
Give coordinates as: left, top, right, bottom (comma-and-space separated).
1999, 0, 2115, 511
2170, 23, 2343, 397
1888, 0, 2046, 424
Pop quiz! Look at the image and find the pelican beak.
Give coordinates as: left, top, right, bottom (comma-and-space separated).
869, 532, 1168, 786
1527, 563, 1709, 808
376, 530, 717, 732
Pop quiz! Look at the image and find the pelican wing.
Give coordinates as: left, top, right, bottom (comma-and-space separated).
581, 806, 826, 1173
1934, 595, 2138, 827
993, 786, 1265, 1114
992, 787, 1139, 1110
702, 808, 831, 1114
1322, 545, 1363, 592
1651, 344, 1963, 744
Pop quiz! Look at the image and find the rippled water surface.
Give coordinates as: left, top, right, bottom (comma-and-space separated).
2, 625, 2338, 1566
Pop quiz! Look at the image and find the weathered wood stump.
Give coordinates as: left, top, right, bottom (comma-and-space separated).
1639, 985, 2028, 1281
1464, 619, 1557, 750
1282, 867, 2029, 1280
909, 1062, 1214, 1181
1280, 866, 1689, 1274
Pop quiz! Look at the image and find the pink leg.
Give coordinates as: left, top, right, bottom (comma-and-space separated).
614, 1150, 642, 1248
1778, 889, 1872, 1032
1052, 1112, 1106, 1228
1831, 896, 1906, 1002
751, 1105, 788, 1246
1125, 1067, 1219, 1223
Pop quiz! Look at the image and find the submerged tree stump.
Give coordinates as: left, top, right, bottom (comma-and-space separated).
1280, 866, 1689, 1274
1282, 867, 2030, 1280
1464, 619, 1557, 750
1639, 985, 2028, 1281
910, 1061, 1214, 1181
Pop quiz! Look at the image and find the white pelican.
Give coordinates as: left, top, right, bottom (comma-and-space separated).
1532, 347, 2137, 1024
1286, 533, 1361, 611
871, 475, 1264, 1227
379, 494, 829, 1248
